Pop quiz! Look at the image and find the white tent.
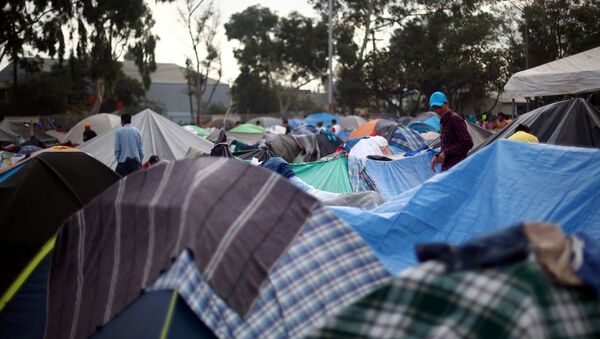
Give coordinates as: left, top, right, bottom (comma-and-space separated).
504, 47, 600, 98
62, 113, 121, 145
79, 109, 214, 169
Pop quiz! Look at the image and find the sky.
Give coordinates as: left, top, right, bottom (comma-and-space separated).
151, 0, 318, 87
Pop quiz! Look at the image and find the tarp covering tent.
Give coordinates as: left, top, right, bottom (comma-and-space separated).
376, 125, 427, 153
246, 117, 282, 128
288, 118, 303, 129
348, 119, 396, 139
504, 46, 600, 98
333, 141, 600, 274
0, 120, 58, 146
310, 259, 600, 338
407, 115, 441, 133
0, 149, 120, 295
79, 109, 214, 168
340, 116, 367, 131
365, 152, 435, 199
43, 158, 389, 338
291, 155, 352, 193
183, 125, 211, 137
303, 112, 342, 127
61, 113, 121, 145
473, 98, 600, 152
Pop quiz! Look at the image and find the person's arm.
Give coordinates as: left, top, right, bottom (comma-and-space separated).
114, 130, 121, 160
137, 132, 144, 162
443, 116, 473, 156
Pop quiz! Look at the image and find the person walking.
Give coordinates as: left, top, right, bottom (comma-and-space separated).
114, 113, 143, 177
82, 122, 97, 142
429, 91, 473, 172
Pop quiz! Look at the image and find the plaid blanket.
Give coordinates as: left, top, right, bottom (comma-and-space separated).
293, 134, 320, 162
150, 205, 390, 338
45, 158, 319, 339
310, 260, 600, 338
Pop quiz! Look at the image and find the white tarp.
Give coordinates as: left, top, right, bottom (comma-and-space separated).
504, 46, 600, 98
79, 109, 213, 168
62, 113, 121, 145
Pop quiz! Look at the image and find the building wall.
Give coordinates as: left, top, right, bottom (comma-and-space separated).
146, 82, 230, 114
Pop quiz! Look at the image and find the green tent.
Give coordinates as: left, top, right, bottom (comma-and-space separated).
291, 155, 352, 193
184, 125, 211, 137
230, 123, 266, 134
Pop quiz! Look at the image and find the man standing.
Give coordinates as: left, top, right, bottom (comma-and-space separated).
330, 119, 341, 135
429, 91, 473, 172
82, 122, 97, 142
114, 113, 143, 177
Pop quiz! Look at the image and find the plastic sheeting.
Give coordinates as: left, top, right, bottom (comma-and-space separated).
303, 112, 342, 127
504, 47, 600, 97
291, 156, 352, 193
365, 152, 435, 199
79, 109, 214, 169
333, 141, 600, 274
473, 98, 600, 152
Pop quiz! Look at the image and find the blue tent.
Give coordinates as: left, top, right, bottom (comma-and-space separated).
303, 112, 342, 127
333, 140, 600, 274
407, 116, 440, 133
288, 118, 303, 129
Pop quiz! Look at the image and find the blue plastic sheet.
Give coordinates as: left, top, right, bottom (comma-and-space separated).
333, 140, 600, 274
303, 113, 343, 127
365, 152, 435, 199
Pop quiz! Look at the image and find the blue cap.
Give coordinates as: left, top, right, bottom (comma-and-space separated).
429, 91, 447, 109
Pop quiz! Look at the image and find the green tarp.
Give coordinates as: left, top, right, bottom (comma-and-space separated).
229, 124, 266, 134
291, 156, 352, 193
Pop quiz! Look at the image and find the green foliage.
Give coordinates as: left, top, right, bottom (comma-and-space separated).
231, 68, 279, 113
1, 71, 70, 116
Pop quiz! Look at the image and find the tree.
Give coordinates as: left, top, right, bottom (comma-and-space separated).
65, 0, 163, 114
225, 6, 329, 114
178, 0, 223, 124
0, 0, 72, 92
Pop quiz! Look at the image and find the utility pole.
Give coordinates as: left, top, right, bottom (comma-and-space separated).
328, 0, 334, 114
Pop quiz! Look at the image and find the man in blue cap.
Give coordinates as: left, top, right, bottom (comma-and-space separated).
429, 91, 473, 171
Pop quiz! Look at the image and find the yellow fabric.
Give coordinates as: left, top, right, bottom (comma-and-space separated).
508, 131, 539, 143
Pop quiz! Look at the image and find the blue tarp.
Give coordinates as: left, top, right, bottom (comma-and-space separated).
365, 152, 435, 199
303, 113, 343, 127
0, 163, 25, 183
333, 140, 600, 274
288, 119, 303, 129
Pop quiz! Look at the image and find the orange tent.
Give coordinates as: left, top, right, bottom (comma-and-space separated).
348, 120, 378, 139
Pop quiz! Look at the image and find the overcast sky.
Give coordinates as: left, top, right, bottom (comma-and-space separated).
151, 0, 318, 86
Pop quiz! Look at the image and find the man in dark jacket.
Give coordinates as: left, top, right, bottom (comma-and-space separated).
429, 91, 473, 172
82, 123, 97, 142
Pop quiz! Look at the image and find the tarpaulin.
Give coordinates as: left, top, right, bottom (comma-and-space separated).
291, 156, 352, 193
365, 152, 435, 199
333, 140, 600, 274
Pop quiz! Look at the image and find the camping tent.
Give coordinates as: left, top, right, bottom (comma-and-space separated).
291, 155, 353, 193
303, 112, 343, 127
0, 120, 58, 146
348, 119, 396, 139
340, 116, 367, 131
504, 46, 600, 98
247, 117, 282, 128
79, 109, 214, 168
229, 123, 266, 134
183, 125, 211, 137
473, 98, 600, 152
0, 149, 120, 295
61, 113, 121, 145
26, 158, 388, 339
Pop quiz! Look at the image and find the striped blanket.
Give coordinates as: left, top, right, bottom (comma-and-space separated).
45, 158, 319, 339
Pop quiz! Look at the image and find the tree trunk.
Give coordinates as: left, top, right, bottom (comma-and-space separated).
90, 78, 105, 115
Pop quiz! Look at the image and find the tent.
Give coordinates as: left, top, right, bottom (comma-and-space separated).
504, 46, 600, 98
0, 120, 58, 146
407, 115, 440, 133
0, 149, 120, 295
303, 112, 342, 127
229, 123, 267, 134
61, 113, 121, 145
79, 109, 214, 168
29, 158, 388, 338
291, 155, 353, 193
183, 125, 211, 137
334, 141, 600, 274
247, 117, 282, 128
288, 118, 303, 129
340, 116, 367, 131
376, 125, 427, 153
348, 119, 396, 139
473, 98, 600, 152
428, 122, 493, 151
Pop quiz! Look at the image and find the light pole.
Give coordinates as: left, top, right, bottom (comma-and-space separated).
328, 0, 334, 114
